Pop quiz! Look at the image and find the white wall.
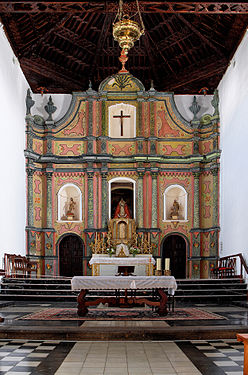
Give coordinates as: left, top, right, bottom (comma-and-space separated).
0, 26, 29, 261
174, 94, 213, 122
218, 30, 248, 260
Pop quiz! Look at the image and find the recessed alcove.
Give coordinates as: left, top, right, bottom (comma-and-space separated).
163, 185, 187, 221
57, 183, 82, 222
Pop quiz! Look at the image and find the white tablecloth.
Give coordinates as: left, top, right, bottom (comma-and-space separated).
89, 256, 155, 266
71, 276, 177, 295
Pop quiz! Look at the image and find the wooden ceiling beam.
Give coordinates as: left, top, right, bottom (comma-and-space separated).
164, 57, 228, 90
20, 56, 84, 90
0, 2, 248, 14
177, 14, 227, 57
19, 14, 70, 57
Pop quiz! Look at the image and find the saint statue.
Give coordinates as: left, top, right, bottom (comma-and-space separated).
170, 199, 180, 219
67, 197, 76, 215
114, 198, 131, 218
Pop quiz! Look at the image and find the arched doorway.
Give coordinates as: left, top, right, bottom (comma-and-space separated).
59, 234, 84, 277
162, 235, 187, 278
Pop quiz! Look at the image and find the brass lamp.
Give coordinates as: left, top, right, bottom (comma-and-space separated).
113, 0, 145, 71
113, 17, 144, 53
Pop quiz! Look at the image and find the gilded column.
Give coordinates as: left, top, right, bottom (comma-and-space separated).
87, 172, 94, 228
137, 170, 144, 228
46, 172, 53, 228
101, 171, 108, 228
193, 171, 200, 228
27, 168, 34, 227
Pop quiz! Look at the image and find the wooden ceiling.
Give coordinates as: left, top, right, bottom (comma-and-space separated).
0, 1, 248, 94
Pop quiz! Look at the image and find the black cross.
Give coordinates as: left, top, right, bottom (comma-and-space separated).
113, 110, 131, 136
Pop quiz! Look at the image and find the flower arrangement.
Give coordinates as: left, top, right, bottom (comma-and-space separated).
106, 248, 115, 257
129, 246, 140, 257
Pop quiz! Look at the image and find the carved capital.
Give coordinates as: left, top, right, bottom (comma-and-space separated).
26, 168, 34, 177
45, 171, 53, 180
192, 171, 201, 179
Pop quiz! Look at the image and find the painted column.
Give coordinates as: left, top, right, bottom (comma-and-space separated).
87, 172, 94, 228
137, 170, 144, 228
212, 167, 219, 227
151, 170, 158, 228
193, 171, 200, 228
46, 172, 53, 228
101, 171, 108, 228
27, 168, 34, 227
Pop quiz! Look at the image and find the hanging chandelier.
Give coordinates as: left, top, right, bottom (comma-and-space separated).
113, 0, 145, 72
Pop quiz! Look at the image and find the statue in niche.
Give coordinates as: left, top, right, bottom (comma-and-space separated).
170, 199, 180, 219
114, 198, 131, 218
67, 198, 76, 220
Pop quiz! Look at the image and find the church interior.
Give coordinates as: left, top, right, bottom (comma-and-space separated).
1, 1, 248, 374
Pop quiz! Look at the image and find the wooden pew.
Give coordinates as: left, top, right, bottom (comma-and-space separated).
237, 333, 248, 374
211, 257, 236, 278
4, 253, 38, 278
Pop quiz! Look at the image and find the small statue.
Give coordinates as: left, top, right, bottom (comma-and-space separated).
66, 198, 76, 219
170, 199, 180, 219
114, 198, 131, 218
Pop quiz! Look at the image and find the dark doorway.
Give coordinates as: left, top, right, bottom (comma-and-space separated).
162, 235, 186, 279
59, 234, 84, 277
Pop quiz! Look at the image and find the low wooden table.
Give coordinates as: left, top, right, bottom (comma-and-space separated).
71, 275, 177, 317
237, 333, 248, 374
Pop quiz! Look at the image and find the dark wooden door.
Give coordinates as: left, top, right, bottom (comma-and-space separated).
59, 235, 84, 277
162, 235, 186, 278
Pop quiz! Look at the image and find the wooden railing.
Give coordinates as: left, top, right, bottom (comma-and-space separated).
212, 253, 248, 281
4, 253, 38, 278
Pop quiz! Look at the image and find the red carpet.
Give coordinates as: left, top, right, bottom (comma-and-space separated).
19, 307, 226, 321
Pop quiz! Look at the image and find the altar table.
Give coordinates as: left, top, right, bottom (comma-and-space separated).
89, 255, 155, 276
71, 276, 177, 316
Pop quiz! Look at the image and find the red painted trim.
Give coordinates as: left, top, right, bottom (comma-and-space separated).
98, 174, 102, 228
148, 173, 152, 228
93, 173, 97, 228
191, 173, 194, 227
85, 176, 88, 227
148, 103, 151, 137
86, 101, 89, 137
154, 102, 157, 137
143, 173, 147, 227
157, 174, 159, 228
92, 101, 96, 137
142, 102, 145, 137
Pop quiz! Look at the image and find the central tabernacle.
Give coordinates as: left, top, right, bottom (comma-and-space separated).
89, 198, 155, 276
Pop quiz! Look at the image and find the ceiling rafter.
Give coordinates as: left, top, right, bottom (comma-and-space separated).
18, 14, 70, 57
0, 2, 248, 14
177, 14, 226, 56
165, 56, 228, 90
89, 14, 113, 79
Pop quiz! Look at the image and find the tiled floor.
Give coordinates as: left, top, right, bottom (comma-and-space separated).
0, 301, 246, 373
0, 339, 243, 375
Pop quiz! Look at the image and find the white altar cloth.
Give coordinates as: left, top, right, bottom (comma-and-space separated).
71, 276, 177, 295
89, 256, 155, 266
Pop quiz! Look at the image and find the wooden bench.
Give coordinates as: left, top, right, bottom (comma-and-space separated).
4, 253, 38, 278
211, 257, 236, 278
237, 333, 248, 374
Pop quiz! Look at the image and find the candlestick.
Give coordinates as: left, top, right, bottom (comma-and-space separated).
156, 258, 161, 271
165, 258, 170, 271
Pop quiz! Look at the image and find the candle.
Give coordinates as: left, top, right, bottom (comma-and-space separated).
156, 258, 162, 271
165, 258, 170, 271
